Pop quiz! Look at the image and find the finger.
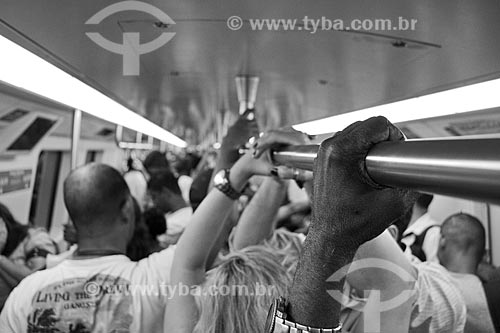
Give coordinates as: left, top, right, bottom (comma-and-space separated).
338, 120, 363, 135
254, 131, 307, 158
275, 166, 313, 182
362, 116, 403, 145
251, 162, 274, 177
320, 120, 363, 148
386, 121, 405, 142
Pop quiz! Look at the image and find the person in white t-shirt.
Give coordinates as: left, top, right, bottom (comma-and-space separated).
148, 170, 192, 245
438, 213, 496, 333
123, 157, 148, 208
0, 163, 175, 333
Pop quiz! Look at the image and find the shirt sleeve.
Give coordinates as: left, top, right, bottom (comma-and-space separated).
137, 246, 175, 285
410, 262, 466, 333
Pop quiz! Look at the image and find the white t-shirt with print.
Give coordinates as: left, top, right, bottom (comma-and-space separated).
0, 247, 175, 333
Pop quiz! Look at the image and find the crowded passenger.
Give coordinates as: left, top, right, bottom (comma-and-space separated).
0, 163, 176, 332
174, 153, 200, 204
126, 197, 162, 261
143, 150, 171, 177
0, 202, 57, 310
401, 194, 441, 262
148, 169, 192, 245
437, 213, 496, 332
1, 115, 499, 333
143, 208, 168, 250
123, 155, 148, 207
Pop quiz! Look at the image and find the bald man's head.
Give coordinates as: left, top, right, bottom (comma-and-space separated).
64, 163, 132, 235
439, 213, 485, 267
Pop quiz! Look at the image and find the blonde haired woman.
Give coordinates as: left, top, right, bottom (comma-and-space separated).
194, 246, 290, 332
165, 129, 307, 332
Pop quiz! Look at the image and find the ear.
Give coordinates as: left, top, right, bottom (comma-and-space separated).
119, 196, 134, 225
438, 235, 446, 249
387, 225, 399, 241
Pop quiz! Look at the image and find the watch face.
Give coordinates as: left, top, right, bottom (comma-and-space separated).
214, 169, 228, 186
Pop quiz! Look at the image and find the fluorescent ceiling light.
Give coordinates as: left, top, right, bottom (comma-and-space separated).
0, 35, 187, 148
293, 78, 500, 135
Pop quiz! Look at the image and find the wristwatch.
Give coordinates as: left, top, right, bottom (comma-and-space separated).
265, 297, 342, 333
213, 168, 242, 200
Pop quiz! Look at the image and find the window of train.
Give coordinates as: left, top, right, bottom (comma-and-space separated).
85, 150, 103, 164
29, 151, 62, 230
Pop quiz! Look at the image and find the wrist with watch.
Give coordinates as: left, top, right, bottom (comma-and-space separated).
265, 297, 342, 333
213, 168, 243, 200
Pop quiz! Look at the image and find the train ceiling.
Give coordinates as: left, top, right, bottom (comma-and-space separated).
1, 0, 500, 145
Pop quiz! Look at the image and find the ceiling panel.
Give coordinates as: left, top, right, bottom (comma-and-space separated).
1, 0, 500, 144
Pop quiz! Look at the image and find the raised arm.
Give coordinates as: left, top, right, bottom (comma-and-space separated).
164, 159, 250, 332
231, 177, 287, 250
267, 117, 417, 331
209, 109, 259, 191
165, 129, 305, 332
232, 128, 311, 250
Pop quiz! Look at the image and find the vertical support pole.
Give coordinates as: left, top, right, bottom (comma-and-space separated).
67, 109, 82, 228
487, 204, 493, 263
70, 109, 82, 170
160, 141, 167, 152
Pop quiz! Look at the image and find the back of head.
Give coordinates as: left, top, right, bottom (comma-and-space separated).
439, 213, 486, 267
174, 157, 192, 176
63, 163, 131, 237
143, 151, 169, 175
194, 246, 290, 333
148, 170, 181, 196
126, 197, 155, 261
143, 208, 167, 238
415, 194, 433, 211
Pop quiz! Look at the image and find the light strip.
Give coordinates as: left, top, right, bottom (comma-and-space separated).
0, 35, 187, 148
293, 78, 500, 135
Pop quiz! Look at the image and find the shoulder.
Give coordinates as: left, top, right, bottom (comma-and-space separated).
410, 262, 466, 332
3, 267, 57, 310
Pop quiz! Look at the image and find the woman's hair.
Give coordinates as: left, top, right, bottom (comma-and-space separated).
263, 228, 304, 276
194, 246, 291, 333
0, 202, 29, 256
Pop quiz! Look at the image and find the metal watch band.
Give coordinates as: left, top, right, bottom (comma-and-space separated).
268, 297, 342, 333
